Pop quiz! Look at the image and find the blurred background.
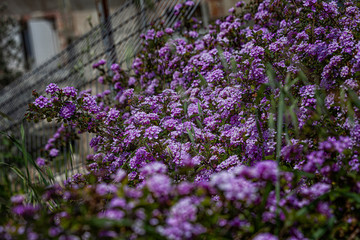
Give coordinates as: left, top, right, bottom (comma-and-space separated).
0, 0, 241, 89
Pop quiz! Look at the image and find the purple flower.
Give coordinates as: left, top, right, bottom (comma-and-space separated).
45, 83, 60, 94
111, 63, 120, 72
145, 29, 155, 40
103, 90, 111, 96
98, 76, 104, 84
185, 1, 194, 6
158, 197, 205, 239
236, 1, 245, 8
34, 96, 52, 108
244, 13, 252, 21
128, 77, 136, 86
301, 183, 331, 199
177, 182, 193, 195
98, 209, 125, 220
165, 28, 174, 34
253, 233, 278, 240
211, 171, 258, 203
156, 31, 164, 38
48, 227, 61, 237
140, 162, 167, 178
113, 168, 126, 182
96, 183, 117, 196
109, 197, 127, 209
36, 157, 46, 167
254, 160, 278, 182
216, 155, 240, 172
63, 87, 77, 97
92, 59, 106, 68
105, 108, 120, 124
144, 126, 162, 140
98, 59, 106, 65
205, 69, 224, 83
188, 31, 198, 38
12, 204, 39, 217
174, 3, 182, 12
11, 195, 25, 204
59, 102, 76, 119
147, 174, 172, 197
82, 95, 99, 113
49, 148, 59, 157
113, 73, 121, 81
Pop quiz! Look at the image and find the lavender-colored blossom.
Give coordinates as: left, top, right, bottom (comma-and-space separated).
96, 183, 117, 196
253, 233, 278, 240
210, 171, 258, 203
236, 1, 245, 7
82, 95, 99, 113
59, 102, 76, 119
216, 155, 240, 172
301, 183, 331, 199
98, 76, 104, 84
188, 31, 198, 38
205, 69, 224, 83
11, 195, 25, 204
113, 73, 121, 81
36, 157, 46, 167
111, 63, 120, 72
147, 174, 172, 197
46, 83, 60, 94
105, 108, 120, 124
158, 197, 205, 240
98, 209, 124, 220
140, 162, 167, 178
165, 28, 174, 34
49, 148, 59, 157
254, 160, 278, 182
12, 204, 39, 217
92, 59, 106, 68
48, 227, 61, 237
174, 3, 182, 12
109, 197, 127, 209
34, 96, 52, 108
144, 126, 162, 140
63, 87, 77, 97
185, 1, 194, 7
156, 31, 164, 38
145, 29, 155, 40
113, 168, 126, 182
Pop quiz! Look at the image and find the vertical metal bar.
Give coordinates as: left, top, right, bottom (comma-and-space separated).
96, 0, 117, 66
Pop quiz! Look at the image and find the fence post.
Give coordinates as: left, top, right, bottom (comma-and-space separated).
95, 0, 117, 65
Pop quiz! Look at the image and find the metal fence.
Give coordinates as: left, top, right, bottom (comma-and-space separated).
0, 0, 201, 182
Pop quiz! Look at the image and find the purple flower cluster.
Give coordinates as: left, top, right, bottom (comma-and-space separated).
34, 96, 52, 108
59, 102, 76, 119
14, 0, 360, 239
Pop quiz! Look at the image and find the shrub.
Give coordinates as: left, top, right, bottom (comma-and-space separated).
2, 0, 360, 239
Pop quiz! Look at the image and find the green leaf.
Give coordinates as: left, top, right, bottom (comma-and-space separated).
196, 118, 203, 129
197, 102, 203, 117
183, 101, 189, 116
348, 89, 360, 109
198, 72, 208, 88
187, 128, 195, 144
217, 46, 229, 71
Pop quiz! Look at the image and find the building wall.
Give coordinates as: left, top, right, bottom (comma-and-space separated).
207, 0, 249, 19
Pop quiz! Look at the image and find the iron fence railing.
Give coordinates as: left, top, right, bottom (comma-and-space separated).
0, 0, 201, 182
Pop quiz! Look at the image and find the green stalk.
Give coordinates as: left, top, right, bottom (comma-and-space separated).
275, 89, 285, 235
